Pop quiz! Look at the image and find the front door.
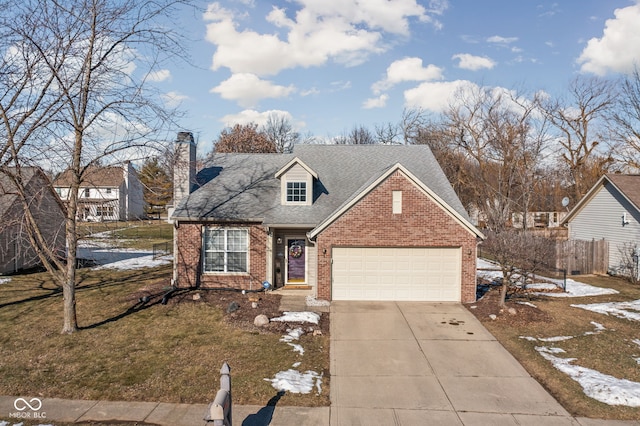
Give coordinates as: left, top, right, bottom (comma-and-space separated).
286, 238, 306, 284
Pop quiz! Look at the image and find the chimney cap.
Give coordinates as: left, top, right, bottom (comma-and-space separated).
176, 131, 194, 144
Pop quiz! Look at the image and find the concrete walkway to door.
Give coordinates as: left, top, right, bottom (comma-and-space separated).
330, 301, 575, 425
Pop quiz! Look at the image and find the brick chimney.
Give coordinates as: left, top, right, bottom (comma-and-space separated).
173, 131, 196, 208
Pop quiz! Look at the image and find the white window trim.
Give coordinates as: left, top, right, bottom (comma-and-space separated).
286, 181, 308, 204
202, 227, 250, 274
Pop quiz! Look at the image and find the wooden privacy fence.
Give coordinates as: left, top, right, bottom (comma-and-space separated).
554, 239, 609, 275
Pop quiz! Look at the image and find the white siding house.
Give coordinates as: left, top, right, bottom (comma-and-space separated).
54, 162, 145, 221
563, 174, 640, 276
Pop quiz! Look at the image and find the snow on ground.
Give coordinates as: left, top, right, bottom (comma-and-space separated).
268, 314, 324, 393
516, 301, 537, 308
522, 321, 640, 407
77, 245, 170, 271
280, 327, 305, 355
305, 295, 331, 307
570, 300, 640, 322
536, 346, 640, 407
271, 311, 320, 325
264, 369, 323, 394
0, 277, 10, 285
477, 258, 618, 297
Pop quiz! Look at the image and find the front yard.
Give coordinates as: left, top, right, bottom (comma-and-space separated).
469, 273, 640, 420
0, 224, 330, 410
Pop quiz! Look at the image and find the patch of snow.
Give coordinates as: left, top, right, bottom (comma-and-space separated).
539, 335, 574, 342
527, 283, 557, 290
271, 311, 320, 325
92, 252, 171, 270
634, 358, 640, 365
292, 362, 301, 368
535, 346, 566, 354
520, 336, 538, 341
264, 369, 323, 394
280, 327, 305, 355
571, 300, 640, 322
0, 277, 10, 285
633, 339, 640, 348
489, 314, 497, 320
306, 295, 331, 307
477, 258, 618, 297
516, 301, 537, 308
536, 346, 640, 407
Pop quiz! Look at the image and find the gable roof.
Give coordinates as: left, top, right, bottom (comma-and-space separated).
54, 165, 125, 188
172, 144, 480, 236
274, 157, 318, 179
563, 174, 640, 224
1, 167, 60, 219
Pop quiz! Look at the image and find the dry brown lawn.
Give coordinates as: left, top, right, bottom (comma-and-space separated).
469, 274, 640, 420
0, 265, 330, 410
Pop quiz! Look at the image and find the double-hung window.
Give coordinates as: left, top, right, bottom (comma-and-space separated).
203, 228, 248, 273
286, 181, 306, 203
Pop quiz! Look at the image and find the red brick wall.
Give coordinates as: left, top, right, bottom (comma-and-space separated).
175, 222, 268, 290
316, 171, 478, 302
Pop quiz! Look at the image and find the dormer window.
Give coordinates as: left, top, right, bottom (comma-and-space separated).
276, 157, 317, 207
287, 181, 307, 203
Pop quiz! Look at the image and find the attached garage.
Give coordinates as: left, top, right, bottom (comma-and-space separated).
331, 247, 462, 301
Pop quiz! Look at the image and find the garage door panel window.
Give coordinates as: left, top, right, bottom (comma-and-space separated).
204, 228, 248, 273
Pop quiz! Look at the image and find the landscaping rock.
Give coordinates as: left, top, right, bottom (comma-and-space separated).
251, 302, 258, 309
254, 314, 269, 327
227, 301, 240, 313
192, 293, 201, 301
508, 307, 517, 315
313, 329, 322, 336
489, 314, 497, 320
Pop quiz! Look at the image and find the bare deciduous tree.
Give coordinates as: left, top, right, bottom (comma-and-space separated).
0, 0, 191, 333
262, 113, 299, 153
541, 76, 617, 201
612, 68, 640, 170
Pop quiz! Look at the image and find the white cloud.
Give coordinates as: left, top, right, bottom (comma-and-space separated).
162, 91, 189, 107
577, 2, 640, 75
147, 69, 171, 82
220, 109, 305, 129
487, 35, 518, 44
204, 1, 440, 76
210, 73, 295, 107
452, 53, 496, 70
404, 80, 479, 112
363, 94, 389, 109
372, 57, 443, 94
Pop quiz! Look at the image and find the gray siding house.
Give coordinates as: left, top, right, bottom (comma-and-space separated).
563, 174, 640, 276
0, 167, 66, 274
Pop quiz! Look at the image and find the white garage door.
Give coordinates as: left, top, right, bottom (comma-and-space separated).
332, 247, 461, 301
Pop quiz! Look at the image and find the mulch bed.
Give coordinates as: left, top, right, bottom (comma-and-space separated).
128, 280, 330, 336
466, 285, 553, 326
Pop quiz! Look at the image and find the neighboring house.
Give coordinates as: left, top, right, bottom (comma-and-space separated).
562, 174, 640, 276
512, 211, 567, 229
54, 162, 145, 222
171, 133, 485, 302
0, 167, 66, 274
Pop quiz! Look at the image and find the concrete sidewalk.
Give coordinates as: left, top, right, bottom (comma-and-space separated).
0, 396, 329, 425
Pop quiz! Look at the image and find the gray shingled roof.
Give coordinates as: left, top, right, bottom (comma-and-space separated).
606, 174, 640, 212
172, 144, 470, 226
0, 167, 39, 219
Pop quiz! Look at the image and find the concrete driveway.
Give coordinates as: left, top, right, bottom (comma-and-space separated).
330, 301, 575, 426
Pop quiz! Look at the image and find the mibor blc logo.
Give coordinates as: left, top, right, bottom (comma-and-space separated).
10, 397, 46, 419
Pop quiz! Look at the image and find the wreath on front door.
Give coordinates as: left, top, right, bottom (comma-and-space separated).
289, 243, 303, 258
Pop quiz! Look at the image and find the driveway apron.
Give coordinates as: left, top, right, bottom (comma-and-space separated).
330, 301, 574, 426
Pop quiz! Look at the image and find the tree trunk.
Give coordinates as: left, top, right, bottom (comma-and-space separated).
61, 203, 79, 333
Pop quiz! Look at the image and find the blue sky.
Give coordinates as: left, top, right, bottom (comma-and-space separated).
156, 0, 640, 154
